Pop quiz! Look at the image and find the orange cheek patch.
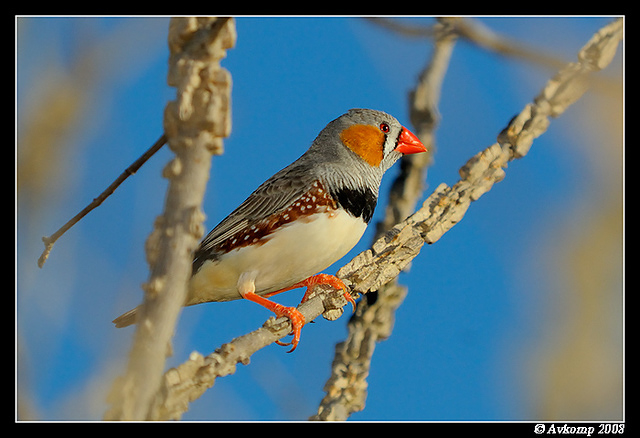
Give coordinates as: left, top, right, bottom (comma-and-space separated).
339, 124, 385, 167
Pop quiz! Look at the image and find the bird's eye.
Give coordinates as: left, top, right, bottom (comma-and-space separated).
379, 123, 390, 133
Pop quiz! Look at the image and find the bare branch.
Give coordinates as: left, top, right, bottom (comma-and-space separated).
104, 17, 235, 421
37, 134, 167, 268
366, 17, 569, 71
147, 286, 347, 420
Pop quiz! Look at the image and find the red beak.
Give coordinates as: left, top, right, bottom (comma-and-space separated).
394, 127, 427, 155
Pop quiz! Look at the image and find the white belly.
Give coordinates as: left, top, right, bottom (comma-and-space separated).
186, 209, 367, 305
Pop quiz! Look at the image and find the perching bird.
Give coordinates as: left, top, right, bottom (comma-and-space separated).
113, 108, 426, 352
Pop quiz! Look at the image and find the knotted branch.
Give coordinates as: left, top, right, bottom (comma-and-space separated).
104, 17, 235, 421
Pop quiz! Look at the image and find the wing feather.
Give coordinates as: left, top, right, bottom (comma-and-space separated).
193, 162, 314, 268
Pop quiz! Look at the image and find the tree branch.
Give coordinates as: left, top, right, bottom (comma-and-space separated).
366, 17, 569, 71
104, 17, 235, 421
146, 17, 621, 421
37, 134, 167, 268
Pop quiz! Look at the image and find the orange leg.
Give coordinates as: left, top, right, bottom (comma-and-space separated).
245, 274, 355, 353
241, 290, 305, 353
264, 274, 356, 310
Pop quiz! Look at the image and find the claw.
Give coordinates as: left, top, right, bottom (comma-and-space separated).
272, 306, 305, 353
242, 273, 353, 353
242, 290, 306, 353
299, 274, 356, 312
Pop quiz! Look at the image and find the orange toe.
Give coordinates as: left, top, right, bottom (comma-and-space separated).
241, 290, 306, 353
299, 274, 356, 312
243, 274, 355, 353
272, 306, 305, 353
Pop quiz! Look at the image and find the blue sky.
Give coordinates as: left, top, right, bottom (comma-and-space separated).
17, 17, 623, 421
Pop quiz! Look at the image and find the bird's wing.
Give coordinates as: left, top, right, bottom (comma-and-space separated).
193, 163, 314, 267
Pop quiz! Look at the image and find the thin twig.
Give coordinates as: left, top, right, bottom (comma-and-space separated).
37, 133, 167, 268
366, 17, 569, 71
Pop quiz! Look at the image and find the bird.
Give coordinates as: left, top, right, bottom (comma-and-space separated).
113, 108, 426, 352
